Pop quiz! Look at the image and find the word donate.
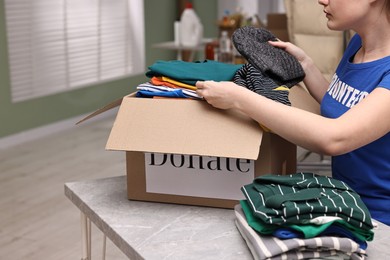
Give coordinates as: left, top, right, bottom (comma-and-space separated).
145, 153, 255, 200
147, 153, 252, 173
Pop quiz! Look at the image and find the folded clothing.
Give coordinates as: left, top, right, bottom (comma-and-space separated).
241, 172, 374, 231
151, 76, 197, 91
239, 199, 372, 246
234, 204, 367, 260
145, 59, 243, 85
136, 82, 201, 99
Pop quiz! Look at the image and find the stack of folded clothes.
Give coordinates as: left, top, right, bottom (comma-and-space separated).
235, 172, 375, 260
136, 29, 306, 105
136, 27, 308, 104
135, 59, 242, 99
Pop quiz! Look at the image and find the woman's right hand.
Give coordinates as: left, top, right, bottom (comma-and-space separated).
268, 40, 312, 70
269, 40, 329, 103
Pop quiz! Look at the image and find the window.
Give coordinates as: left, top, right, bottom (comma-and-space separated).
5, 0, 145, 103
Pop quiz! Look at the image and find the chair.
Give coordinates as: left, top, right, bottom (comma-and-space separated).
284, 0, 348, 172
284, 0, 347, 81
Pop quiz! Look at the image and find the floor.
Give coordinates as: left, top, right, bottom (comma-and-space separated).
0, 116, 127, 259
0, 116, 331, 260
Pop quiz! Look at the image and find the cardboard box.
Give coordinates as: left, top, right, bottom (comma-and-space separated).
267, 13, 289, 42
79, 85, 319, 209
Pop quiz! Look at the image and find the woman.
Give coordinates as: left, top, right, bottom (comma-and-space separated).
196, 0, 390, 225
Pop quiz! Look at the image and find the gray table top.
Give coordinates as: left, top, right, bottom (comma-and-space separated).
64, 176, 390, 260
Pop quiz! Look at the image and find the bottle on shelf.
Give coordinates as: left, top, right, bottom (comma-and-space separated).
204, 40, 219, 60
218, 30, 233, 63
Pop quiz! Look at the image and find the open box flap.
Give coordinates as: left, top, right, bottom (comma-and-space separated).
76, 93, 136, 125
106, 97, 263, 160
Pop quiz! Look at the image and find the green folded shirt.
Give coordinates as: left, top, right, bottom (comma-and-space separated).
145, 59, 243, 85
241, 172, 374, 231
240, 200, 374, 242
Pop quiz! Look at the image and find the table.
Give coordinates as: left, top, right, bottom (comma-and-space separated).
152, 39, 213, 61
65, 176, 251, 260
65, 176, 390, 260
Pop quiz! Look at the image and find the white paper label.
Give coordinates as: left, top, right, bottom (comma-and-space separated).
145, 153, 254, 200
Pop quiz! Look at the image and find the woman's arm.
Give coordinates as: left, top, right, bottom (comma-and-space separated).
196, 81, 390, 156
268, 40, 330, 103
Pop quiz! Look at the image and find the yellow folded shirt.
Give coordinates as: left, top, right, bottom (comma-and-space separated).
160, 76, 197, 90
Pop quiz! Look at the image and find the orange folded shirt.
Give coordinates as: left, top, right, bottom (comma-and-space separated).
151, 76, 197, 90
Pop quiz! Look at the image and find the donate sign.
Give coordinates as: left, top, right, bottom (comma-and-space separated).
144, 153, 255, 200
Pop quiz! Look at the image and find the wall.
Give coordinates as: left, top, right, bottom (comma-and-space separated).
217, 0, 285, 24
0, 0, 218, 139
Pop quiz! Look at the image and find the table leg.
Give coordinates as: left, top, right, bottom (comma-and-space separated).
88, 218, 91, 259
102, 235, 106, 260
81, 212, 92, 260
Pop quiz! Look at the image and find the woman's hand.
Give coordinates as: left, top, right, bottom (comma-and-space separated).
269, 40, 328, 102
268, 40, 312, 70
196, 80, 246, 110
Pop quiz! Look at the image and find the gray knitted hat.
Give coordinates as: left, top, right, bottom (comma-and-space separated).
232, 26, 305, 88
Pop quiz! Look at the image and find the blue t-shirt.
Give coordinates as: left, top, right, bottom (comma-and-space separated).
321, 34, 390, 225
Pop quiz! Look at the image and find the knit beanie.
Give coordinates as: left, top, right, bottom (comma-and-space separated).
232, 26, 305, 88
